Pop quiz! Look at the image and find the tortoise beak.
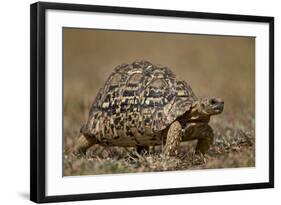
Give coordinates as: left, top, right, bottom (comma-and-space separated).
214, 105, 224, 113
209, 98, 224, 113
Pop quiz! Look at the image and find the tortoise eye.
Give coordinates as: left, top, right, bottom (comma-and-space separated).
210, 98, 217, 105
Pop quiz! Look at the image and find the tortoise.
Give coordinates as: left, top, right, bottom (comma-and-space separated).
72, 60, 224, 156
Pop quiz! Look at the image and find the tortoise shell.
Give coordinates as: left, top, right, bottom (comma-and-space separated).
81, 60, 197, 144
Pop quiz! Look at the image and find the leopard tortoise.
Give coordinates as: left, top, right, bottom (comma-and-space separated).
72, 60, 224, 156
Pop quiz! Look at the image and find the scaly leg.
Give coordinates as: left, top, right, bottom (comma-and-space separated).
195, 125, 214, 154
182, 123, 214, 154
72, 134, 97, 155
163, 121, 182, 156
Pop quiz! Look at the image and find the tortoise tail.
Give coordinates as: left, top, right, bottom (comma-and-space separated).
71, 134, 97, 155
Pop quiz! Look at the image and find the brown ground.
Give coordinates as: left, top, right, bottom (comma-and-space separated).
63, 28, 255, 176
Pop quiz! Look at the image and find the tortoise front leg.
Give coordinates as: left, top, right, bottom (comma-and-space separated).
72, 134, 97, 155
163, 121, 182, 156
195, 125, 214, 154
182, 123, 214, 154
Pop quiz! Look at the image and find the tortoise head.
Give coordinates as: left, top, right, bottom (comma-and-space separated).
191, 97, 224, 117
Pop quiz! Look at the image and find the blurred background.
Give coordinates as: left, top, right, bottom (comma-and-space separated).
63, 28, 255, 174
64, 28, 255, 135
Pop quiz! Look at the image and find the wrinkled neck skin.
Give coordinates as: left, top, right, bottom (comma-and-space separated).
187, 100, 210, 123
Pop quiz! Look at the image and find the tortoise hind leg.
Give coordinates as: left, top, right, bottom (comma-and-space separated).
163, 121, 182, 156
72, 134, 97, 155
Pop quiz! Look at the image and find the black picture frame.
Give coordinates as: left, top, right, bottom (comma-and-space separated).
30, 1, 274, 203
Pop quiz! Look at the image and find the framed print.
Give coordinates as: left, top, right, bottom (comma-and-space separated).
30, 1, 274, 203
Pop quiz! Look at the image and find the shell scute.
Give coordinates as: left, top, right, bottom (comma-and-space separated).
82, 60, 197, 143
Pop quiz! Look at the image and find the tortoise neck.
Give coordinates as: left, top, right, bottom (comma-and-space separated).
187, 101, 210, 123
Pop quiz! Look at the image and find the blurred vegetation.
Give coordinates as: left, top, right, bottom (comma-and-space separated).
63, 28, 255, 176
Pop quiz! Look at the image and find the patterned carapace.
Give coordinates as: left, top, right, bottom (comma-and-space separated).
80, 60, 197, 147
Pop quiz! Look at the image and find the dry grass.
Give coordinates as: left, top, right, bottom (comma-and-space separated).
64, 112, 255, 176
63, 28, 255, 176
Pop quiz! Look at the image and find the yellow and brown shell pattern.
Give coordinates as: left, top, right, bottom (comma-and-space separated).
81, 60, 197, 147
